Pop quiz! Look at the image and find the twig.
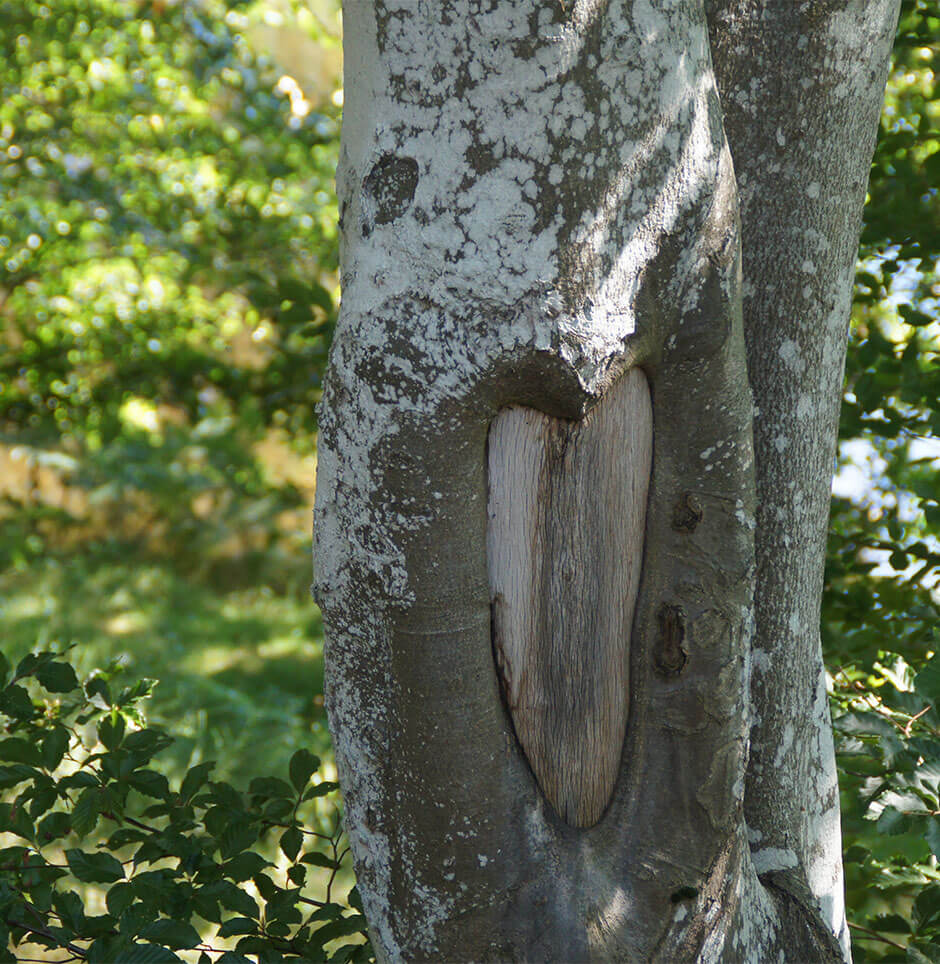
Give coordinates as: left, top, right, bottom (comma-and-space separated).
847, 920, 906, 950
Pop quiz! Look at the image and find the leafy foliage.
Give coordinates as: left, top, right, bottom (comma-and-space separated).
0, 0, 338, 578
827, 0, 940, 958
0, 0, 340, 787
0, 648, 371, 963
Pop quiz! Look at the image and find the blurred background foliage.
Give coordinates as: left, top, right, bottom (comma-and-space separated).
0, 0, 937, 959
0, 0, 341, 786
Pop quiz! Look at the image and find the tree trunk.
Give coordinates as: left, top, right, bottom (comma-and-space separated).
313, 1, 899, 960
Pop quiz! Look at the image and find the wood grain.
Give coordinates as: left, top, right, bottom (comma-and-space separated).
487, 368, 653, 827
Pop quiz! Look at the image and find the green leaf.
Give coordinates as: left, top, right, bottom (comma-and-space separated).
208, 781, 244, 811
277, 278, 314, 305
219, 818, 258, 859
917, 658, 940, 707
85, 676, 112, 709
249, 776, 295, 800
71, 787, 104, 837
908, 945, 940, 964
129, 769, 171, 800
305, 904, 344, 924
36, 661, 79, 693
280, 825, 302, 862
52, 890, 85, 931
217, 917, 258, 938
36, 811, 71, 843
222, 852, 270, 882
65, 848, 125, 884
301, 851, 339, 869
869, 913, 912, 934
0, 738, 42, 766
915, 885, 940, 932
303, 781, 339, 800
0, 764, 40, 790
927, 818, 940, 862
877, 805, 912, 835
106, 881, 136, 918
212, 880, 259, 920
59, 770, 99, 791
41, 727, 70, 770
124, 728, 173, 762
117, 944, 184, 963
312, 915, 371, 943
179, 761, 215, 803
99, 714, 126, 751
0, 684, 34, 720
289, 748, 320, 793
139, 919, 202, 950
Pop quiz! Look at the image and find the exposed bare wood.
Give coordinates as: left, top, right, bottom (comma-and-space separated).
487, 368, 653, 827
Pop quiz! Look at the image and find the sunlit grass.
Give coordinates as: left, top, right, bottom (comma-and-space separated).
0, 552, 329, 786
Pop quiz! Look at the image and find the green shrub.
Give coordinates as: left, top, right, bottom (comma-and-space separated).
0, 647, 372, 963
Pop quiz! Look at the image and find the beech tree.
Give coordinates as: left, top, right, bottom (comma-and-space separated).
313, 1, 901, 960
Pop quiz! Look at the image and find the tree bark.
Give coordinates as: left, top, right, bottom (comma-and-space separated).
314, 1, 899, 960
706, 2, 900, 957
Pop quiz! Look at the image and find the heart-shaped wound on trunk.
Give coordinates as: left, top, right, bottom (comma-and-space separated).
487, 369, 653, 828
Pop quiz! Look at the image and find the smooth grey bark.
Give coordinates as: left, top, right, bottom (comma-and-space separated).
706, 2, 900, 956
314, 1, 899, 960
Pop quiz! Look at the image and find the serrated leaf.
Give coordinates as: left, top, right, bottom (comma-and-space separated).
129, 769, 170, 800
289, 749, 320, 793
301, 851, 339, 869
71, 786, 104, 836
65, 848, 125, 884
208, 781, 243, 811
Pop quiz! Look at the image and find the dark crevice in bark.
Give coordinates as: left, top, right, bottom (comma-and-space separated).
760, 870, 845, 964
